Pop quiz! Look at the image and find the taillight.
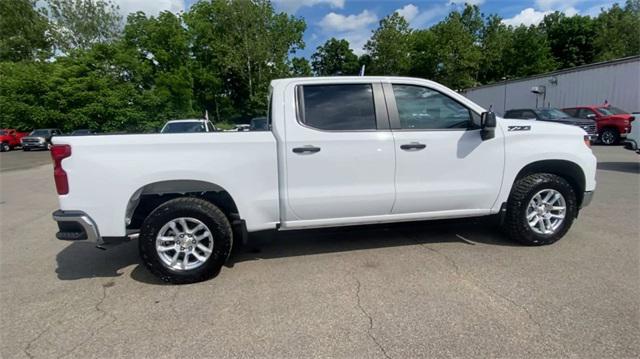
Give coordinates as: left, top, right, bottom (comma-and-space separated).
50, 144, 71, 194
583, 135, 591, 148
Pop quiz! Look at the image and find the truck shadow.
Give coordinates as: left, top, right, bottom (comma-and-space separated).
55, 217, 518, 285
597, 161, 640, 174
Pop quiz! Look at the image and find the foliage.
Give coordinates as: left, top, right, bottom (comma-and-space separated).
311, 38, 359, 76
47, 0, 122, 53
290, 57, 312, 77
0, 0, 51, 61
592, 0, 640, 61
364, 13, 412, 75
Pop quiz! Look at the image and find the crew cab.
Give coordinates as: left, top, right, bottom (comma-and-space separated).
563, 105, 634, 145
51, 77, 597, 284
503, 108, 598, 142
0, 129, 29, 152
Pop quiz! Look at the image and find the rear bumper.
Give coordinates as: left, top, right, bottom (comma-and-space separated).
581, 191, 594, 209
52, 210, 103, 245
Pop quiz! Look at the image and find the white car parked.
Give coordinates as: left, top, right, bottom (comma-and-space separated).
160, 119, 216, 133
51, 76, 597, 283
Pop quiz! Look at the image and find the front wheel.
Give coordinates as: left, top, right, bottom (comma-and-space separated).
139, 197, 233, 284
0, 143, 9, 152
504, 173, 577, 246
600, 128, 619, 145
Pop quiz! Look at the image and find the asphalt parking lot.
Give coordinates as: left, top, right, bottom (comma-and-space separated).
0, 146, 638, 358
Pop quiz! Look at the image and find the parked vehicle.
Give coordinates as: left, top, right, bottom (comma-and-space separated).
562, 105, 635, 145
21, 128, 62, 151
234, 124, 250, 132
623, 112, 640, 153
0, 129, 29, 152
503, 108, 598, 142
160, 119, 216, 133
250, 117, 269, 131
51, 77, 597, 284
71, 129, 95, 136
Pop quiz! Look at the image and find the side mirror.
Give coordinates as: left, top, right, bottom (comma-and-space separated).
480, 111, 496, 140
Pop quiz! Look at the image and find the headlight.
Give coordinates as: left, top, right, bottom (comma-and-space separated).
38, 137, 45, 143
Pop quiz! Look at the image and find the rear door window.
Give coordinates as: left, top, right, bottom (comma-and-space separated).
298, 84, 376, 131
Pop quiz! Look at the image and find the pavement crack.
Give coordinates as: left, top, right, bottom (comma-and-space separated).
23, 327, 49, 359
56, 281, 118, 359
409, 235, 543, 332
351, 274, 391, 359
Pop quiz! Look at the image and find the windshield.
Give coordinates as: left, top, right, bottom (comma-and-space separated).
250, 118, 268, 131
535, 109, 570, 120
30, 130, 50, 136
598, 106, 627, 116
162, 122, 206, 133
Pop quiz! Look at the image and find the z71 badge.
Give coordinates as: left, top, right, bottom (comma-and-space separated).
508, 125, 531, 131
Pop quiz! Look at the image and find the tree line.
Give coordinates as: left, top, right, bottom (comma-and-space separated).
0, 0, 638, 132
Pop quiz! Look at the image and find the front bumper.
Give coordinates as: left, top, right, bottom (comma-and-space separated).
581, 191, 594, 209
22, 143, 48, 149
52, 210, 103, 245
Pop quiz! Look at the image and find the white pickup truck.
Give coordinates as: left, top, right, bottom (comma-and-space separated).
52, 76, 596, 283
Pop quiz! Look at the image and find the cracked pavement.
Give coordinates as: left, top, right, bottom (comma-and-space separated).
1, 146, 639, 358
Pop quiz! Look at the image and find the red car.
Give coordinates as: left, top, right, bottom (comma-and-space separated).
562, 105, 635, 145
0, 129, 29, 152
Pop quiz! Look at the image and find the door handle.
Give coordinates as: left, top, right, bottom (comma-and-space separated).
292, 145, 321, 154
400, 142, 426, 151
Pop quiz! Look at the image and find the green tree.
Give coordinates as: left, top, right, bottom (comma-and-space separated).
184, 0, 305, 120
310, 38, 359, 76
364, 13, 412, 75
541, 12, 596, 69
593, 0, 640, 61
419, 9, 482, 89
47, 0, 122, 53
290, 57, 312, 77
504, 25, 556, 78
124, 11, 194, 117
0, 0, 51, 61
478, 14, 513, 83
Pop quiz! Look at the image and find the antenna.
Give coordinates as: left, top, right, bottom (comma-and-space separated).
359, 65, 365, 76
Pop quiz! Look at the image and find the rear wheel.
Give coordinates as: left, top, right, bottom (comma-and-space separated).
0, 143, 9, 152
139, 197, 233, 284
600, 128, 619, 145
504, 173, 577, 245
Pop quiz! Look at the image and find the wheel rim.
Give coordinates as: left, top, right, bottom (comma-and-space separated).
155, 217, 214, 271
526, 189, 566, 235
601, 131, 615, 144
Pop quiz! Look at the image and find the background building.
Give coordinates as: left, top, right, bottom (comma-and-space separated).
463, 56, 640, 116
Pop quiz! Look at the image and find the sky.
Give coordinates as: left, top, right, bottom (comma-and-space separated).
110, 0, 617, 57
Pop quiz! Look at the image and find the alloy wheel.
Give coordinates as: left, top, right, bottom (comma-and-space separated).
155, 217, 214, 271
526, 189, 566, 235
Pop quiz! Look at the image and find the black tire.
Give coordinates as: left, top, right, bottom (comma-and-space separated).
139, 197, 233, 284
23, 147, 30, 151
599, 128, 619, 145
0, 143, 9, 152
504, 173, 577, 246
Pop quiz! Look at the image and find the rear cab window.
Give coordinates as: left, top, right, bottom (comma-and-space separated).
297, 84, 377, 131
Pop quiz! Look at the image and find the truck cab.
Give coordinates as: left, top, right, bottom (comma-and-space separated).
51, 77, 597, 284
563, 105, 634, 145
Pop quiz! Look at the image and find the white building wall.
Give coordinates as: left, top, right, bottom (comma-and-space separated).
463, 56, 640, 116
